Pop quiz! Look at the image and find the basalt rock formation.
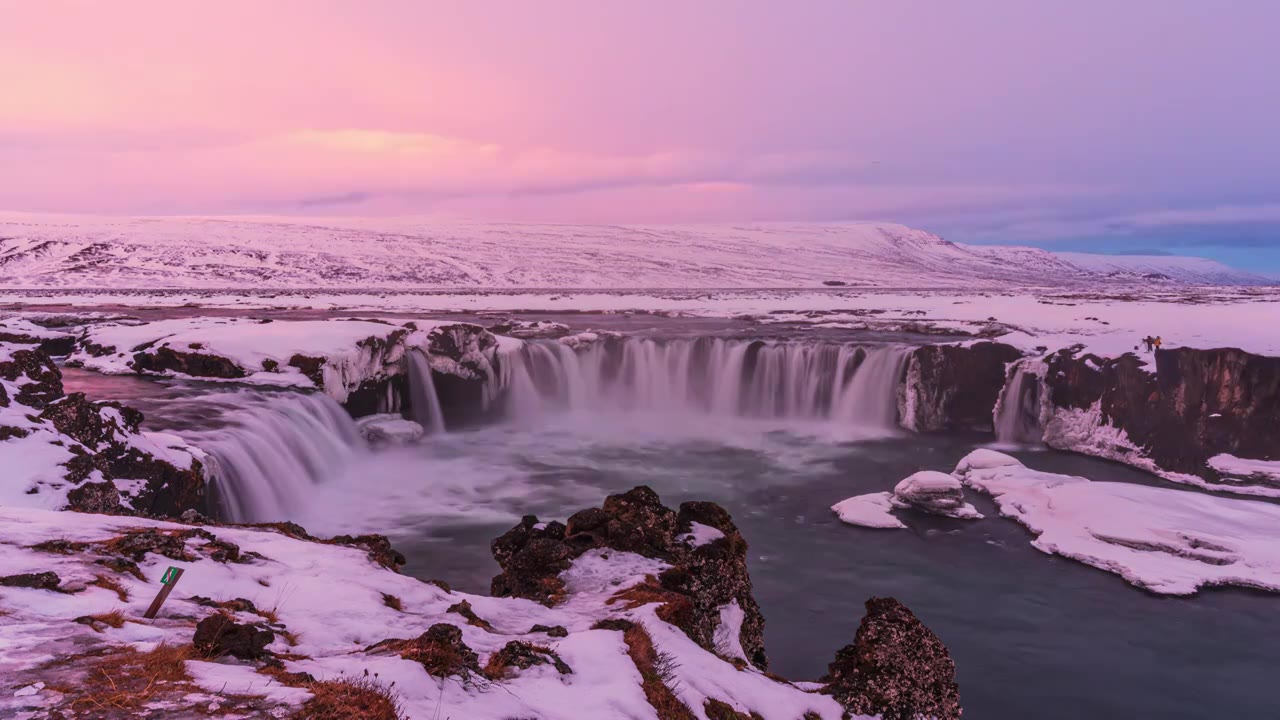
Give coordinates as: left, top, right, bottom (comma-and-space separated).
901, 342, 1023, 432
824, 597, 961, 720
1043, 346, 1280, 486
490, 486, 769, 670
2, 342, 207, 517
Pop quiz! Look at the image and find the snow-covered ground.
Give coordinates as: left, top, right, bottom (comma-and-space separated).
0, 214, 1270, 289
0, 507, 847, 720
6, 287, 1280, 360
952, 450, 1280, 595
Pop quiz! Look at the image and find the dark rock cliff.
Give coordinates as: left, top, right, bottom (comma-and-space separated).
1045, 347, 1280, 485
901, 342, 1022, 432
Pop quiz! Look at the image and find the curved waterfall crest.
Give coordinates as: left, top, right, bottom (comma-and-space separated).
499, 336, 912, 428
205, 393, 363, 523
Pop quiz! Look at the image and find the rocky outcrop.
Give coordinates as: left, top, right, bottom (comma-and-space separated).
2, 342, 207, 518
823, 597, 961, 720
194, 614, 275, 660
366, 623, 482, 679
901, 342, 1022, 432
490, 486, 769, 670
131, 346, 247, 379
1, 348, 64, 408
1043, 347, 1280, 485
891, 471, 981, 519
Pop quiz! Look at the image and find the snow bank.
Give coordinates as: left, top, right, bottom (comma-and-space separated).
954, 450, 1280, 595
1208, 454, 1280, 485
832, 492, 906, 529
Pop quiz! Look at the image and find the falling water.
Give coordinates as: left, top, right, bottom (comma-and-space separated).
993, 360, 1046, 445
502, 337, 912, 428
204, 393, 363, 522
406, 349, 447, 434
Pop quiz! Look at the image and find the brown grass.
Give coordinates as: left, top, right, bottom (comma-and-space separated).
259, 605, 281, 623
381, 593, 403, 612
293, 676, 406, 720
703, 698, 767, 720
88, 609, 127, 629
66, 643, 194, 715
89, 574, 130, 602
280, 629, 301, 647
622, 624, 696, 720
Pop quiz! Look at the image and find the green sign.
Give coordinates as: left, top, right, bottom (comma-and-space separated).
161, 567, 180, 585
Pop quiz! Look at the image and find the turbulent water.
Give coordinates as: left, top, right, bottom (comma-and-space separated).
203, 394, 362, 522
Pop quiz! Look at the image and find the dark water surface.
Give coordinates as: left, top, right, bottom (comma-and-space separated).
379, 429, 1279, 720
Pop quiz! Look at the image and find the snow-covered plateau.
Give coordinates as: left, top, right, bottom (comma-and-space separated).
1, 214, 1273, 289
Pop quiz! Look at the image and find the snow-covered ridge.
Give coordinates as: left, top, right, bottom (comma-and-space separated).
1054, 252, 1274, 286
0, 214, 1268, 289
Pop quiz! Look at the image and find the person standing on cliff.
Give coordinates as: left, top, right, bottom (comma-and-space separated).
1154, 336, 1163, 350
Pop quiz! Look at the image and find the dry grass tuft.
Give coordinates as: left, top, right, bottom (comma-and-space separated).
703, 698, 767, 720
381, 593, 403, 612
66, 643, 194, 714
89, 609, 127, 629
293, 676, 406, 720
89, 574, 130, 602
622, 624, 696, 720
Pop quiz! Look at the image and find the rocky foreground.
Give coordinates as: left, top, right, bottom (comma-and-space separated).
0, 487, 960, 720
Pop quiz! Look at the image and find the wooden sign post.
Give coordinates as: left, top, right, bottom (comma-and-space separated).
143, 566, 184, 619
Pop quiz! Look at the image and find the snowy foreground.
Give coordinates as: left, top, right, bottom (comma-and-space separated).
0, 506, 857, 720
834, 450, 1280, 596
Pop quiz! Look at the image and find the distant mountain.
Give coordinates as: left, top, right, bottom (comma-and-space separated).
0, 214, 1269, 289
1052, 252, 1272, 286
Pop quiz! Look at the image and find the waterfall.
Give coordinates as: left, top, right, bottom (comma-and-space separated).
501, 337, 911, 428
204, 393, 362, 522
406, 349, 446, 434
993, 359, 1047, 445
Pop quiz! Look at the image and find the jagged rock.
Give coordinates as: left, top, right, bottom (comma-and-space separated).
0, 571, 61, 590
194, 614, 275, 660
490, 518, 575, 604
902, 342, 1023, 431
40, 394, 140, 447
108, 529, 193, 562
891, 471, 981, 519
132, 346, 247, 379
491, 487, 769, 670
66, 481, 123, 514
328, 534, 406, 571
530, 624, 569, 637
823, 597, 961, 720
485, 640, 573, 678
0, 348, 64, 408
367, 623, 481, 678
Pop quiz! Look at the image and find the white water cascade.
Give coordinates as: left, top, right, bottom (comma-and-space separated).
406, 349, 447, 434
205, 393, 363, 522
501, 338, 912, 428
993, 360, 1047, 445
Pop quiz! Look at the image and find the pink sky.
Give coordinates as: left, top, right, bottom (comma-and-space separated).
2, 1, 1278, 249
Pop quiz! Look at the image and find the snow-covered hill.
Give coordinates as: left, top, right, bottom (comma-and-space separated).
0, 214, 1267, 289
1053, 252, 1272, 286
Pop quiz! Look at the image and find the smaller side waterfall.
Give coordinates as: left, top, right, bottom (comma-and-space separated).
993, 359, 1047, 445
407, 349, 446, 434
205, 394, 362, 523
